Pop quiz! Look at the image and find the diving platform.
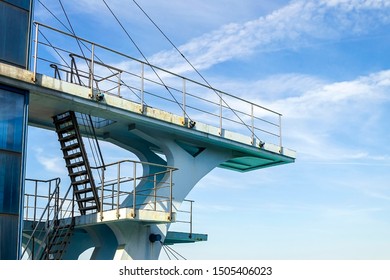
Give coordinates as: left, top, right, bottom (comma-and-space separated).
1, 22, 295, 260
0, 61, 295, 172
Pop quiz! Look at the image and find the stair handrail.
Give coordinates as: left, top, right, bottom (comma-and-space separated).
21, 182, 74, 260
34, 183, 74, 260
21, 178, 60, 259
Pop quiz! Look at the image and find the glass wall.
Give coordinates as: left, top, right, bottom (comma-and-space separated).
0, 0, 33, 68
0, 85, 28, 259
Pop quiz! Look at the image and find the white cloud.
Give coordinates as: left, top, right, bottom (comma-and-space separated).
33, 147, 67, 175
241, 70, 390, 161
148, 0, 390, 74
269, 70, 390, 120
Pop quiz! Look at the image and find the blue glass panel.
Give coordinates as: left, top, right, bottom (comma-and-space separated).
0, 151, 21, 214
3, 0, 31, 10
0, 88, 25, 152
0, 2, 29, 67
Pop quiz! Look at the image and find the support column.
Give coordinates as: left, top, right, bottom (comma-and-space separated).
108, 129, 232, 259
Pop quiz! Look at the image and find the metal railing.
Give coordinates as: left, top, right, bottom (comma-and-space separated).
23, 178, 72, 222
92, 159, 177, 221
24, 159, 178, 223
22, 178, 74, 259
32, 22, 283, 147
174, 199, 194, 237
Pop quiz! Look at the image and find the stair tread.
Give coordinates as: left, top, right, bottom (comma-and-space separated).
69, 170, 88, 177
74, 187, 93, 194
53, 113, 72, 123
62, 143, 81, 151
63, 152, 83, 160
59, 134, 77, 142
57, 124, 75, 133
66, 161, 85, 168
77, 196, 96, 203
72, 178, 90, 185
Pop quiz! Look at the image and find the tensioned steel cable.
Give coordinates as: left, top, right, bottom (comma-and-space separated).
132, 0, 263, 140
164, 244, 187, 260
102, 0, 195, 125
37, 0, 142, 101
58, 0, 90, 70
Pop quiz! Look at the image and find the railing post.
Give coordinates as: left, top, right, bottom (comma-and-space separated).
132, 162, 137, 218
117, 71, 122, 97
34, 181, 38, 223
219, 91, 223, 136
251, 104, 255, 145
89, 43, 95, 96
32, 23, 39, 82
182, 78, 186, 123
279, 114, 283, 151
189, 200, 193, 238
116, 162, 121, 218
100, 167, 104, 221
169, 169, 173, 221
154, 174, 157, 211
140, 63, 144, 113
47, 181, 50, 222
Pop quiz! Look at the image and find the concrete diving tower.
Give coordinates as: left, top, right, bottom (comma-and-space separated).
1, 23, 295, 260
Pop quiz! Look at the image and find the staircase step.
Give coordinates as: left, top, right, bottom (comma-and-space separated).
77, 196, 96, 203
72, 178, 90, 185
53, 114, 72, 124
66, 161, 85, 169
62, 143, 81, 152
63, 152, 83, 160
69, 170, 88, 177
59, 133, 77, 142
57, 124, 75, 134
74, 187, 94, 195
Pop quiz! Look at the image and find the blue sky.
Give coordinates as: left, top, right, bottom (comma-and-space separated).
26, 0, 390, 259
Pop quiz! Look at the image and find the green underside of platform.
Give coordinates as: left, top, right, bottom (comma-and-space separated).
219, 156, 288, 172
164, 231, 208, 245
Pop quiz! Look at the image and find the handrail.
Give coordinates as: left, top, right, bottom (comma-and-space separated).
24, 159, 177, 222
22, 178, 63, 259
32, 21, 284, 148
173, 199, 194, 237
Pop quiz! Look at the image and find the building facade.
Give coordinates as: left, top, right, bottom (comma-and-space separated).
0, 0, 32, 259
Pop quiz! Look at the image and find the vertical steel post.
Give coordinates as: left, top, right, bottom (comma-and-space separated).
33, 181, 38, 223
132, 162, 137, 217
32, 23, 39, 82
153, 174, 157, 211
117, 71, 122, 97
189, 200, 193, 238
140, 63, 144, 113
89, 44, 95, 95
219, 91, 223, 136
182, 79, 186, 123
25, 195, 29, 221
100, 168, 104, 221
169, 169, 173, 221
279, 114, 283, 150
251, 104, 255, 145
116, 162, 121, 218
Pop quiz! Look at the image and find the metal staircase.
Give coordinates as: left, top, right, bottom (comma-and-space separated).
53, 111, 100, 215
41, 218, 75, 260
22, 180, 76, 260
